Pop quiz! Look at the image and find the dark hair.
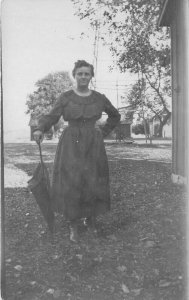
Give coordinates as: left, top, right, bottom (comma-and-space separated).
72, 60, 94, 77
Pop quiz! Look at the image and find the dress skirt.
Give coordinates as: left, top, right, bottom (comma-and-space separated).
51, 121, 110, 221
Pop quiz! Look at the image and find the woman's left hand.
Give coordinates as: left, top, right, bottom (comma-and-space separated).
33, 130, 44, 144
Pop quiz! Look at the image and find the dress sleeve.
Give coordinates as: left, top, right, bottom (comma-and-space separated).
34, 94, 65, 133
101, 95, 121, 138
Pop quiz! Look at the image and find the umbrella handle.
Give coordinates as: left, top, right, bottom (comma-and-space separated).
38, 142, 44, 168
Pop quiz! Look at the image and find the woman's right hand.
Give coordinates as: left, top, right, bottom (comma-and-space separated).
33, 130, 44, 144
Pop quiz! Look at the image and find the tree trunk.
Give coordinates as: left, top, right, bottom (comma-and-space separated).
143, 118, 148, 143
157, 111, 171, 137
158, 123, 163, 137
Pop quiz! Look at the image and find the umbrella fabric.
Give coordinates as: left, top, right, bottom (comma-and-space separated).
28, 144, 54, 232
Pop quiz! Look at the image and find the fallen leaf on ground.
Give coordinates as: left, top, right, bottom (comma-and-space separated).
131, 288, 142, 296
47, 288, 55, 294
154, 269, 160, 275
14, 265, 23, 271
87, 285, 92, 290
94, 256, 103, 262
144, 240, 155, 248
53, 289, 61, 298
156, 204, 163, 209
117, 265, 127, 272
121, 283, 129, 294
76, 254, 83, 260
159, 280, 171, 287
68, 274, 77, 282
140, 237, 148, 241
52, 255, 59, 260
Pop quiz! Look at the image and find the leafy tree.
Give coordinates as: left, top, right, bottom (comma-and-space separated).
71, 0, 171, 137
26, 71, 73, 119
126, 78, 171, 137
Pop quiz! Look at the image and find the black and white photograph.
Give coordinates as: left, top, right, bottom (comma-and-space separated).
1, 0, 188, 299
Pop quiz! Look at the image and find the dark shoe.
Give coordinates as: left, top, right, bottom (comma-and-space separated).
69, 224, 78, 242
84, 217, 97, 235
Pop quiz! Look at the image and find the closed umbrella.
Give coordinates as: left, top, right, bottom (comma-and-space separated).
28, 142, 54, 232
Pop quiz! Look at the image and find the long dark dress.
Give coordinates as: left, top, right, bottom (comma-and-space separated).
36, 90, 120, 221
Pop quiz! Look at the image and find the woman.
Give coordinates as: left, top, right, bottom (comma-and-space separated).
33, 60, 120, 242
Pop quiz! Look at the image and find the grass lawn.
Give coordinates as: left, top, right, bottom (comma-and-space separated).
3, 143, 187, 300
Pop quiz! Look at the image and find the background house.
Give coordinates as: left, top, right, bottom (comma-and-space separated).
115, 106, 135, 140
97, 106, 134, 140
149, 113, 172, 138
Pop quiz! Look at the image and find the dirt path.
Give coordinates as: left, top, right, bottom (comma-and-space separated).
4, 164, 31, 188
106, 144, 171, 163
4, 142, 171, 188
4, 144, 54, 188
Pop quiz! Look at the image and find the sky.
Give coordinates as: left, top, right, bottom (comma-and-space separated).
2, 0, 136, 141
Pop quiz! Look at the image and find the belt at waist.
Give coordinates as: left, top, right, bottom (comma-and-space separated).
68, 120, 96, 127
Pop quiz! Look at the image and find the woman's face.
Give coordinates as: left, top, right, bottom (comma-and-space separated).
74, 66, 93, 88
